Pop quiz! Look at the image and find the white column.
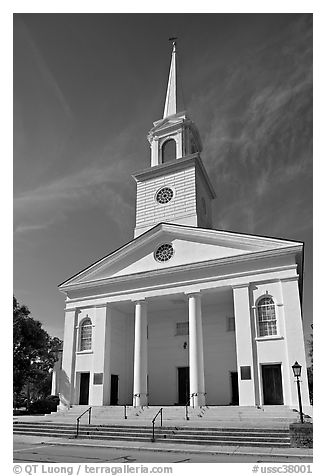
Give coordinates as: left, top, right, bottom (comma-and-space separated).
60, 308, 79, 407
90, 304, 111, 406
51, 350, 63, 395
51, 369, 57, 395
187, 293, 206, 407
151, 138, 159, 166
232, 284, 256, 406
133, 300, 148, 407
281, 277, 310, 407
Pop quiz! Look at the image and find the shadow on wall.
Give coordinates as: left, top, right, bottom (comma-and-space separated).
57, 370, 71, 409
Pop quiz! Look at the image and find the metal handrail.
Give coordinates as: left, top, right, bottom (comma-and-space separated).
185, 396, 192, 420
124, 405, 127, 420
151, 407, 163, 442
75, 406, 92, 438
185, 392, 208, 419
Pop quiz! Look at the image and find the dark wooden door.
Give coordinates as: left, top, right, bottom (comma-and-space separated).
262, 364, 284, 405
178, 367, 189, 404
110, 374, 119, 405
79, 373, 90, 405
230, 371, 239, 405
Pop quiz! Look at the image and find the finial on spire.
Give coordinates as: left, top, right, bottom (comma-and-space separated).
168, 36, 178, 46
163, 38, 178, 118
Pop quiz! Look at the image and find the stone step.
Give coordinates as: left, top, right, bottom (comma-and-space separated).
13, 430, 291, 448
13, 422, 290, 433
13, 425, 289, 438
13, 421, 291, 447
13, 429, 289, 445
14, 425, 289, 437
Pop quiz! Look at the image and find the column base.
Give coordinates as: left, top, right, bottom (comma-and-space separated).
191, 392, 206, 407
133, 393, 148, 407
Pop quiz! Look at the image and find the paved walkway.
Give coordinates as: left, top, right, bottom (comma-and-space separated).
13, 434, 313, 460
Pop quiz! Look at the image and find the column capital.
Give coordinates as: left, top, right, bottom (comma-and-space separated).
132, 298, 147, 305
94, 303, 109, 309
64, 307, 78, 313
184, 291, 202, 298
280, 276, 299, 283
232, 283, 250, 290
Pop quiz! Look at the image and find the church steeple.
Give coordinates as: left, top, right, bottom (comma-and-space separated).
163, 40, 177, 118
133, 42, 216, 237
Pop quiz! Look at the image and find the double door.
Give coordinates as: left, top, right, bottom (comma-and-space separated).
178, 367, 190, 405
262, 364, 284, 405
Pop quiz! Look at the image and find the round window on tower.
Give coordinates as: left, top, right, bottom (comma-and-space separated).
155, 186, 174, 204
154, 243, 174, 263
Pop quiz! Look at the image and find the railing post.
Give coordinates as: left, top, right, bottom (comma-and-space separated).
76, 406, 92, 438
151, 407, 163, 442
124, 405, 127, 420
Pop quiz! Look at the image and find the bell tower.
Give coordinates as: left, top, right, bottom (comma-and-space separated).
133, 41, 216, 238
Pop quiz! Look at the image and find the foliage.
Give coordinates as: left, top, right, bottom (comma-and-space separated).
29, 395, 60, 414
13, 296, 63, 409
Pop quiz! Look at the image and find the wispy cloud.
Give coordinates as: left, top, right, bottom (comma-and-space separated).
189, 16, 312, 237
16, 17, 73, 121
14, 154, 135, 237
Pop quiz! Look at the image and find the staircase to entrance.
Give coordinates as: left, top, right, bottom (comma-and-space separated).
13, 405, 310, 448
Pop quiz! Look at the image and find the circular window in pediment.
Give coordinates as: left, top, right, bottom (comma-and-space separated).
154, 243, 174, 262
156, 186, 174, 204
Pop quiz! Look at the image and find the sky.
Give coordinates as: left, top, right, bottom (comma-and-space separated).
13, 13, 312, 342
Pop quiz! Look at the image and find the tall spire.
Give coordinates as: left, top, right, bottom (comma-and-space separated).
163, 39, 177, 118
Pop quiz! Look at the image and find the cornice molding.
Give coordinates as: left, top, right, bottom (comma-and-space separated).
59, 222, 302, 290
60, 248, 299, 295
132, 154, 216, 199
63, 264, 298, 305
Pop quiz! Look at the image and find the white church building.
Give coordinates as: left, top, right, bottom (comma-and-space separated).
57, 42, 310, 410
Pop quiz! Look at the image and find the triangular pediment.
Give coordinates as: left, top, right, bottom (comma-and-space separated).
59, 223, 302, 289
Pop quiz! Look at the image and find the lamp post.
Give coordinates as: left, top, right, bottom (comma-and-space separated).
292, 361, 304, 424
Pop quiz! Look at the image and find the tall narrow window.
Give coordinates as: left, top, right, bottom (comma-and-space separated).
257, 297, 277, 337
80, 318, 92, 351
162, 139, 176, 163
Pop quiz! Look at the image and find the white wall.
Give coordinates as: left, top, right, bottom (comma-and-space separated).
250, 280, 309, 407
203, 301, 237, 405
110, 239, 250, 279
134, 167, 197, 236
281, 278, 310, 406
148, 296, 237, 405
109, 308, 134, 405
60, 254, 308, 409
148, 306, 189, 405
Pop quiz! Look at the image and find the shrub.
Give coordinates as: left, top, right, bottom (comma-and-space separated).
29, 395, 59, 414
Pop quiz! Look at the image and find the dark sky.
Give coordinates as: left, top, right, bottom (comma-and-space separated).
13, 13, 312, 342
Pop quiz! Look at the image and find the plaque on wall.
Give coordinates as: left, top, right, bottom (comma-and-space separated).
93, 373, 103, 385
240, 366, 251, 380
